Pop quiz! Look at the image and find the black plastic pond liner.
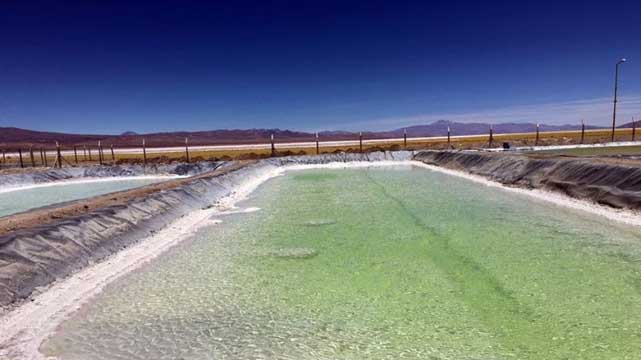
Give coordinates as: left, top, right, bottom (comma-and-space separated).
414, 150, 641, 209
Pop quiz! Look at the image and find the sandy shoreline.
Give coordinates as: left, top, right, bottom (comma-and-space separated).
1, 160, 640, 359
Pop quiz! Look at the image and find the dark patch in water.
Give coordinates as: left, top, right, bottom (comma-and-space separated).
270, 248, 319, 260
303, 219, 337, 227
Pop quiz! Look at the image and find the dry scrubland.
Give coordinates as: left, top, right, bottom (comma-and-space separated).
1, 128, 640, 169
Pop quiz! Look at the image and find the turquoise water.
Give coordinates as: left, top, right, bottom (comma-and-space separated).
0, 178, 167, 217
42, 165, 641, 359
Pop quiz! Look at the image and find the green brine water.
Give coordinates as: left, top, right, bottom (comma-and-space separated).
42, 165, 641, 359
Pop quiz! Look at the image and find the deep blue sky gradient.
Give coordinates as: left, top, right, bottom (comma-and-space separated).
1, 1, 641, 133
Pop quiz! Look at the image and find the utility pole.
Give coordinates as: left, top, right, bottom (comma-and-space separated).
611, 58, 627, 142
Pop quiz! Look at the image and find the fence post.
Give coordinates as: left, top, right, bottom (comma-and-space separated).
110, 144, 115, 164
447, 126, 451, 148
403, 128, 407, 148
315, 132, 319, 155
535, 122, 540, 146
29, 147, 35, 167
56, 141, 62, 168
18, 148, 24, 168
98, 141, 103, 165
43, 148, 48, 167
489, 125, 494, 148
40, 147, 45, 166
632, 116, 636, 141
184, 137, 190, 163
142, 138, 147, 166
101, 141, 105, 164
270, 134, 275, 157
73, 146, 78, 165
580, 119, 585, 144
359, 132, 363, 153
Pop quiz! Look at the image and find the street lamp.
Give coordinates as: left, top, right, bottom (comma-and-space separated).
611, 57, 627, 142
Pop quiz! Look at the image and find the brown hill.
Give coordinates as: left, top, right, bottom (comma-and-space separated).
0, 121, 605, 149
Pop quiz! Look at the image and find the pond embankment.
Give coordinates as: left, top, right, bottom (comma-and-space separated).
0, 152, 410, 308
413, 150, 641, 210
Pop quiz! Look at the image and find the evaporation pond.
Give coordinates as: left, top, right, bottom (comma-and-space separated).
0, 177, 169, 217
42, 165, 641, 359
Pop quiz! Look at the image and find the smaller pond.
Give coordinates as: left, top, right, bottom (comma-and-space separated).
0, 177, 172, 217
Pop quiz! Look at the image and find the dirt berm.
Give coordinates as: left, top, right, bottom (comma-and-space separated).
414, 150, 641, 210
0, 151, 411, 308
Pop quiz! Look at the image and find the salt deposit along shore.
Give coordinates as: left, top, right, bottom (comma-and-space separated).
1, 150, 640, 359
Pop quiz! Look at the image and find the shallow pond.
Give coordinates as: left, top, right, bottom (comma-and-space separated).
43, 165, 641, 359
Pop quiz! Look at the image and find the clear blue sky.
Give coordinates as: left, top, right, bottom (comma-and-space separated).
1, 1, 641, 134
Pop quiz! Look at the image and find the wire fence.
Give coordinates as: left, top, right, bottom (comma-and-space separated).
1, 123, 640, 169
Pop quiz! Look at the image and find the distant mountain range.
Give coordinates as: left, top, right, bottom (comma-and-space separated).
0, 120, 608, 148
619, 120, 640, 129
389, 120, 602, 137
